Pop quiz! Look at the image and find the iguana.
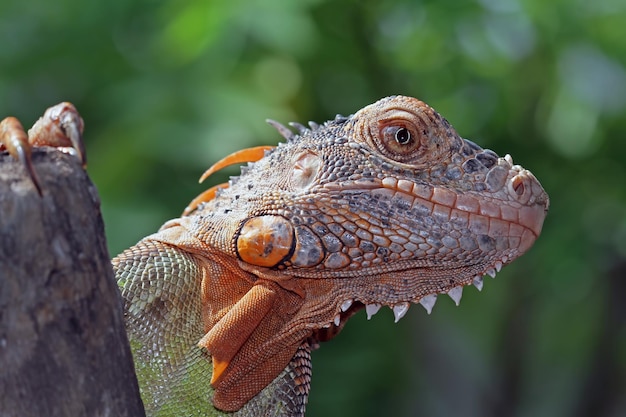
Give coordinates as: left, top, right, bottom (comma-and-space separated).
0, 95, 549, 416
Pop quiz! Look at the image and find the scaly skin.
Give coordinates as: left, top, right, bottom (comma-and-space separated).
1, 96, 549, 417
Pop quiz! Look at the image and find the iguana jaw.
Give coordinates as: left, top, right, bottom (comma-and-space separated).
242, 256, 519, 342
314, 258, 512, 332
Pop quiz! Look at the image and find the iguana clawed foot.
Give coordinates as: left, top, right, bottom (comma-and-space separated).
0, 102, 86, 195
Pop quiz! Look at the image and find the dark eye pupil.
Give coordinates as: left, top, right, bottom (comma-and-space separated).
395, 128, 411, 145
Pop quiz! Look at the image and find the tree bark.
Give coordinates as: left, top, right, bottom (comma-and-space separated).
0, 149, 145, 417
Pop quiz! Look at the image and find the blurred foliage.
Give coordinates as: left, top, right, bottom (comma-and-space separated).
2, 0, 626, 416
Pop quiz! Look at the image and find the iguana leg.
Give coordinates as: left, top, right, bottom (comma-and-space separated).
0, 102, 85, 195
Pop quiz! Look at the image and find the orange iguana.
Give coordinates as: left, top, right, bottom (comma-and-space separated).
0, 96, 549, 416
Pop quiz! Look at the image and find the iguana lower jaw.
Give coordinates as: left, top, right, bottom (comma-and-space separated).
312, 260, 512, 330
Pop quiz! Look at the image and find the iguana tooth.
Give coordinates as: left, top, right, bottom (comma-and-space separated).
365, 303, 381, 320
333, 314, 341, 326
494, 260, 503, 272
419, 294, 437, 315
447, 286, 463, 306
340, 299, 353, 312
473, 276, 484, 292
486, 267, 497, 278
392, 302, 410, 323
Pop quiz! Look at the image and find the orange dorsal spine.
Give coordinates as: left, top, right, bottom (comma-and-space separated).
183, 146, 275, 215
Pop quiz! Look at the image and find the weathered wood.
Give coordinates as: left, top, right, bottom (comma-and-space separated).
0, 149, 145, 417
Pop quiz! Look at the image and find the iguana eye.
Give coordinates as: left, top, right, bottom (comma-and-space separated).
378, 122, 422, 161
348, 96, 460, 167
393, 127, 411, 144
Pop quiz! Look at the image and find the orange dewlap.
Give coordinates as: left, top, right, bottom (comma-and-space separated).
198, 284, 277, 385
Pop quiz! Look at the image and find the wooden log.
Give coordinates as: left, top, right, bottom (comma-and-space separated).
0, 149, 145, 417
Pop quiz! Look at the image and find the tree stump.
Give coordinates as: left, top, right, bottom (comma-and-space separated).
0, 149, 145, 417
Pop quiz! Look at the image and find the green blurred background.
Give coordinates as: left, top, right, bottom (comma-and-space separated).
2, 0, 625, 416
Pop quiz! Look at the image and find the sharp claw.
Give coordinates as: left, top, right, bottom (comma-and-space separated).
28, 102, 87, 168
14, 143, 42, 196
2, 102, 86, 196
61, 114, 86, 167
0, 116, 42, 196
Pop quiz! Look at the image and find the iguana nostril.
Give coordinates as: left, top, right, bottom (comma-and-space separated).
512, 176, 525, 196
236, 215, 294, 267
508, 173, 534, 205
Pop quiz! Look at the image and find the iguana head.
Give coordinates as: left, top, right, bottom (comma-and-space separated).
177, 95, 549, 410
191, 95, 548, 295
